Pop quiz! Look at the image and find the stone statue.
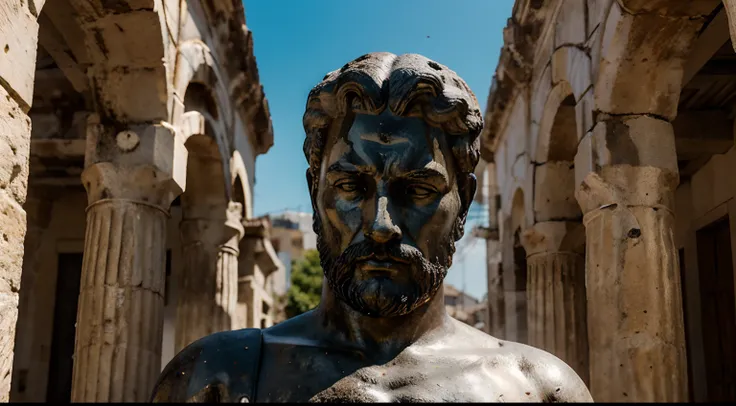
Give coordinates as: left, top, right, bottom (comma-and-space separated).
150, 52, 593, 403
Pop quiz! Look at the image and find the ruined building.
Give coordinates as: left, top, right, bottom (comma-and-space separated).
480, 0, 736, 402
0, 0, 283, 402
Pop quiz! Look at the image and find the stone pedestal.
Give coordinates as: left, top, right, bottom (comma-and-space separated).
175, 202, 243, 352
575, 117, 686, 402
71, 120, 186, 402
521, 221, 588, 383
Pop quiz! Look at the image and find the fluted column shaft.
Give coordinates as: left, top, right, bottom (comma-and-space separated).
71, 119, 186, 402
522, 221, 589, 383
175, 202, 243, 352
72, 199, 168, 402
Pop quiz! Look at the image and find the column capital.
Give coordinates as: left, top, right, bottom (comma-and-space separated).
180, 204, 244, 251
521, 221, 585, 257
81, 114, 187, 210
575, 116, 679, 214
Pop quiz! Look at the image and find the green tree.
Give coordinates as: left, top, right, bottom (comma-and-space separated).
285, 249, 323, 319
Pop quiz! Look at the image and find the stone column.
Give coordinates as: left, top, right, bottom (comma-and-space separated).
575, 117, 686, 402
175, 202, 244, 352
71, 120, 186, 402
521, 221, 588, 384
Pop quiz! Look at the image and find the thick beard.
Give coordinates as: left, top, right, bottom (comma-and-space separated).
315, 216, 456, 318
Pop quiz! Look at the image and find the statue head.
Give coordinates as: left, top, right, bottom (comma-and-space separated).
303, 52, 482, 318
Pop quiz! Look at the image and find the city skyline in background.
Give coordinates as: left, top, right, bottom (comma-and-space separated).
246, 0, 515, 299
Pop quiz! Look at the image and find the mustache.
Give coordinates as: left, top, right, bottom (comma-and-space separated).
336, 240, 424, 268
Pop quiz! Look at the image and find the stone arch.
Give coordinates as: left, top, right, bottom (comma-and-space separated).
178, 71, 232, 199
508, 187, 529, 344
511, 188, 526, 233
593, 1, 710, 120
172, 41, 232, 130
230, 151, 253, 220
535, 81, 576, 163
534, 81, 582, 222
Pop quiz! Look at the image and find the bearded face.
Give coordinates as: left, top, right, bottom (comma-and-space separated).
311, 111, 472, 318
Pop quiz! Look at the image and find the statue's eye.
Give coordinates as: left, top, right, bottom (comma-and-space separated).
336, 181, 359, 193
406, 184, 435, 198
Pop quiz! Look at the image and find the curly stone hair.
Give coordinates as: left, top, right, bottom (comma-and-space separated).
302, 52, 483, 239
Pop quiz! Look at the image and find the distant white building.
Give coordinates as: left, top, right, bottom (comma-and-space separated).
270, 212, 318, 292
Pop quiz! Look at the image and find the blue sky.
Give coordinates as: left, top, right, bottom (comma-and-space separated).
246, 0, 514, 300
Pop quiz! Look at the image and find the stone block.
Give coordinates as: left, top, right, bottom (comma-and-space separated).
504, 94, 530, 160
0, 0, 39, 109
555, 0, 586, 47
531, 65, 552, 127
521, 221, 585, 255
178, 0, 201, 43
586, 0, 613, 38
620, 0, 721, 16
586, 24, 603, 90
0, 85, 30, 204
575, 87, 594, 139
574, 132, 594, 190
534, 161, 581, 221
594, 1, 702, 119
0, 191, 26, 294
88, 11, 165, 68
575, 117, 680, 211
163, 0, 180, 47
552, 46, 592, 101
592, 116, 678, 172
0, 292, 19, 402
97, 66, 169, 122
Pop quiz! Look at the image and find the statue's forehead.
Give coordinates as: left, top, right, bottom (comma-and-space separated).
347, 112, 427, 146
323, 112, 450, 173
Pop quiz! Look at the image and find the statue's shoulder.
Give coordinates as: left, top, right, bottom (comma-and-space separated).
150, 328, 264, 403
495, 340, 593, 402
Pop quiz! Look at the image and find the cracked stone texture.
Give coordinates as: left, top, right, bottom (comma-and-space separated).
0, 59, 30, 405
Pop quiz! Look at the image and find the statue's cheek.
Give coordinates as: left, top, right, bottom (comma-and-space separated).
412, 196, 459, 251
322, 198, 363, 251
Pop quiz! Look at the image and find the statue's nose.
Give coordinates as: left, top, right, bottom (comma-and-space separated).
366, 196, 402, 244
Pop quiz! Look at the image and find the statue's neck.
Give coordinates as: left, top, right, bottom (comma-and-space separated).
314, 281, 451, 363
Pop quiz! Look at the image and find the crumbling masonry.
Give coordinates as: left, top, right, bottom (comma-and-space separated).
481, 0, 736, 402
0, 0, 283, 402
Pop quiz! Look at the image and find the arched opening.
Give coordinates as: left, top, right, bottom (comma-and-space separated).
534, 88, 582, 223
510, 189, 527, 344
547, 94, 577, 162
529, 86, 588, 383
232, 175, 247, 220
162, 79, 232, 361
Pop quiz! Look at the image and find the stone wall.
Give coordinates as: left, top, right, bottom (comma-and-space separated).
1, 0, 276, 401
0, 0, 38, 399
482, 0, 731, 402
